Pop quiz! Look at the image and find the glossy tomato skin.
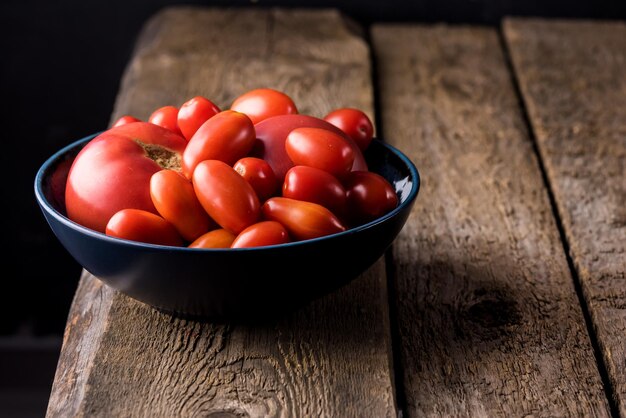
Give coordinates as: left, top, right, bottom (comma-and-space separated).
149, 105, 182, 136
177, 96, 221, 141
182, 110, 255, 178
282, 165, 347, 218
105, 208, 183, 247
285, 127, 355, 178
192, 160, 260, 234
343, 171, 399, 226
112, 115, 141, 127
188, 228, 236, 249
150, 169, 213, 242
231, 221, 290, 248
251, 114, 368, 182
261, 197, 345, 241
65, 122, 187, 233
323, 108, 374, 152
230, 88, 298, 124
233, 157, 278, 202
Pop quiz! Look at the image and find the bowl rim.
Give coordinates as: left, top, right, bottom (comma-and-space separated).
35, 133, 420, 252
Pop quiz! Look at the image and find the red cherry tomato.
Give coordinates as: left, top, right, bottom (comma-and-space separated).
65, 122, 187, 233
112, 115, 141, 127
231, 221, 290, 248
230, 88, 298, 124
323, 108, 374, 152
282, 165, 347, 218
261, 197, 345, 241
177, 96, 221, 141
188, 228, 236, 249
182, 110, 255, 178
192, 160, 260, 234
150, 169, 214, 242
105, 208, 183, 246
148, 106, 182, 136
251, 114, 368, 182
285, 127, 355, 178
233, 157, 278, 202
343, 171, 399, 226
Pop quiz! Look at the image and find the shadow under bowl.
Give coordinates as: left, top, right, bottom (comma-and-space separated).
34, 133, 420, 321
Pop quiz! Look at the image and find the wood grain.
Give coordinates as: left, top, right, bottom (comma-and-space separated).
504, 18, 626, 414
372, 24, 611, 416
47, 7, 396, 417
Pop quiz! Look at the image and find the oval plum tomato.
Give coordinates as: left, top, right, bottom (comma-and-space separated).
105, 208, 183, 247
261, 197, 345, 241
148, 105, 182, 136
233, 157, 278, 202
182, 110, 255, 178
192, 160, 260, 234
188, 228, 236, 249
343, 171, 399, 226
231, 221, 290, 248
251, 114, 368, 182
323, 108, 374, 152
282, 165, 347, 218
285, 127, 355, 178
65, 122, 187, 233
112, 115, 141, 127
177, 96, 221, 141
230, 88, 298, 124
150, 169, 213, 242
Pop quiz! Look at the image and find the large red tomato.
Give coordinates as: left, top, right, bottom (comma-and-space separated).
251, 114, 368, 182
65, 122, 187, 233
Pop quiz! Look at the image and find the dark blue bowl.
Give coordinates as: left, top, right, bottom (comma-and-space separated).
34, 134, 420, 320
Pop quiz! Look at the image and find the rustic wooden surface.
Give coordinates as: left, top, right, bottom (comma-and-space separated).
372, 24, 611, 416
504, 18, 626, 414
46, 7, 397, 417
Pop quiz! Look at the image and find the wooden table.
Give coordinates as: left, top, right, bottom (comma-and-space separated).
46, 7, 625, 417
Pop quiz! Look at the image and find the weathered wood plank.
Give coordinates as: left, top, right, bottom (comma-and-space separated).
47, 7, 396, 417
504, 18, 626, 414
372, 24, 611, 416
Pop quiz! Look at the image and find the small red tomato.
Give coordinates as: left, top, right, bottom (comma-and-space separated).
343, 171, 399, 226
230, 88, 298, 124
150, 169, 213, 242
234, 157, 278, 202
177, 96, 221, 141
231, 221, 290, 248
262, 197, 346, 241
112, 115, 141, 127
251, 114, 368, 182
182, 110, 256, 178
282, 165, 347, 218
148, 106, 182, 136
285, 127, 355, 178
323, 108, 374, 152
188, 228, 236, 249
105, 208, 183, 246
192, 160, 260, 234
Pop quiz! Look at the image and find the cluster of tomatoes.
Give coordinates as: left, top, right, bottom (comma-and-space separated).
64, 88, 398, 248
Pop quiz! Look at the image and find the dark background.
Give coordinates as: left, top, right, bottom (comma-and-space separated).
1, 0, 624, 416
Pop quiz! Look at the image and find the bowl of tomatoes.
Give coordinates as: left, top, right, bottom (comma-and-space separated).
34, 89, 420, 320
